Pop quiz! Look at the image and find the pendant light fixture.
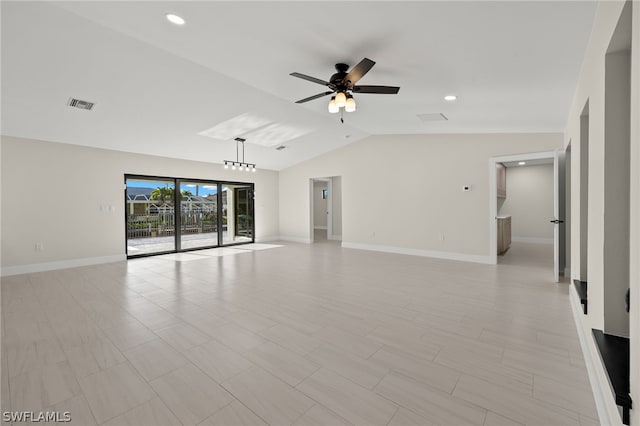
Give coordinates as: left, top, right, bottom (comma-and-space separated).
328, 96, 339, 114
223, 138, 256, 172
345, 94, 356, 112
328, 90, 356, 115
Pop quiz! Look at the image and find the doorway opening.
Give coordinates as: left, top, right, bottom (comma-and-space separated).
489, 151, 566, 281
310, 177, 342, 243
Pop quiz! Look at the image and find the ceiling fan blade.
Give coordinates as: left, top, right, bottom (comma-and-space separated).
295, 91, 334, 104
343, 58, 376, 86
352, 85, 400, 94
290, 72, 331, 87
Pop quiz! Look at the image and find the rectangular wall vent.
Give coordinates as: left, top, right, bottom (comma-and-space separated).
67, 98, 95, 110
417, 113, 448, 122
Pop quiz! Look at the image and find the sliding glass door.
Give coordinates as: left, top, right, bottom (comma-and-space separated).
125, 177, 176, 256
221, 184, 254, 245
125, 175, 254, 257
179, 181, 219, 250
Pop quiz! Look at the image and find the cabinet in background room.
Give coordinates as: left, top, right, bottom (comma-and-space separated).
497, 215, 511, 255
497, 163, 506, 198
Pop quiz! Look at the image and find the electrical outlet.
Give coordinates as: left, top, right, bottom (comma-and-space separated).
439, 233, 445, 241
35, 242, 44, 251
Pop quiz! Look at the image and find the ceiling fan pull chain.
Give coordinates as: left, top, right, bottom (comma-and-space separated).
340, 109, 344, 124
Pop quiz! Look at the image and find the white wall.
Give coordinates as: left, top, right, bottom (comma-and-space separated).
331, 176, 342, 239
564, 1, 639, 424
0, 136, 280, 275
498, 164, 554, 242
279, 133, 562, 262
312, 180, 327, 228
630, 3, 640, 426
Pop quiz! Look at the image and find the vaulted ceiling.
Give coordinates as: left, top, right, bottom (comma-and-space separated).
1, 1, 597, 170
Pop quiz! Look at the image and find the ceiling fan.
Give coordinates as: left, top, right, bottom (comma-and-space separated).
290, 58, 400, 115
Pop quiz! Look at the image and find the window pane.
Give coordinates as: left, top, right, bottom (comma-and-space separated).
179, 182, 219, 250
126, 178, 176, 255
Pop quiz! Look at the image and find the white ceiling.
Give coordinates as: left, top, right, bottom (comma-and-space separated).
1, 1, 597, 170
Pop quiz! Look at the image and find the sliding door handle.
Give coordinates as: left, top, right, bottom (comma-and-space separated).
549, 219, 565, 224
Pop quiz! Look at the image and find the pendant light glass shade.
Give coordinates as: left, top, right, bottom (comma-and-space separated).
328, 97, 339, 113
335, 91, 347, 108
345, 95, 356, 112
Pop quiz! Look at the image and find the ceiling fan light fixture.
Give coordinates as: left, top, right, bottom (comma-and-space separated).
328, 97, 339, 113
335, 91, 347, 108
345, 95, 356, 112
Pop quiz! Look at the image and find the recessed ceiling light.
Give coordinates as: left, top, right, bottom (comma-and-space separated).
444, 95, 457, 101
166, 13, 185, 25
518, 161, 526, 165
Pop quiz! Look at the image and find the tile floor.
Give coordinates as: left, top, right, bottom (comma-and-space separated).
1, 241, 598, 425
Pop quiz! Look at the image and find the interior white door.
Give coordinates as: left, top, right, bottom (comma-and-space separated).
553, 150, 566, 282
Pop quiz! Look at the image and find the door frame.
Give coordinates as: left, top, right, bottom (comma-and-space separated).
310, 178, 332, 242
488, 151, 561, 278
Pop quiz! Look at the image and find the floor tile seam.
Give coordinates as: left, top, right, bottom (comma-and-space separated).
121, 344, 189, 382
430, 355, 535, 397
92, 385, 165, 426
453, 370, 583, 420
529, 374, 595, 417
74, 360, 157, 426
304, 352, 387, 391
483, 336, 573, 360
210, 396, 269, 426
252, 339, 323, 376
499, 355, 591, 386
372, 378, 478, 425
45, 393, 100, 426
153, 323, 214, 351
293, 372, 395, 426
384, 405, 400, 426
248, 360, 321, 389
180, 351, 254, 389
101, 328, 160, 354
219, 365, 308, 425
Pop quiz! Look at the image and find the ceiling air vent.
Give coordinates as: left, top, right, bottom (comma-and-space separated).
417, 113, 448, 122
67, 98, 95, 111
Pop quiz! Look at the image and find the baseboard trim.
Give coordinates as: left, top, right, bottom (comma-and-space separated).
511, 236, 554, 244
570, 286, 618, 426
341, 242, 491, 264
329, 234, 342, 241
1, 254, 127, 277
313, 226, 328, 230
279, 236, 311, 244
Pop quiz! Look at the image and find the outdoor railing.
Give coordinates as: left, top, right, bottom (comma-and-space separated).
126, 210, 219, 238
